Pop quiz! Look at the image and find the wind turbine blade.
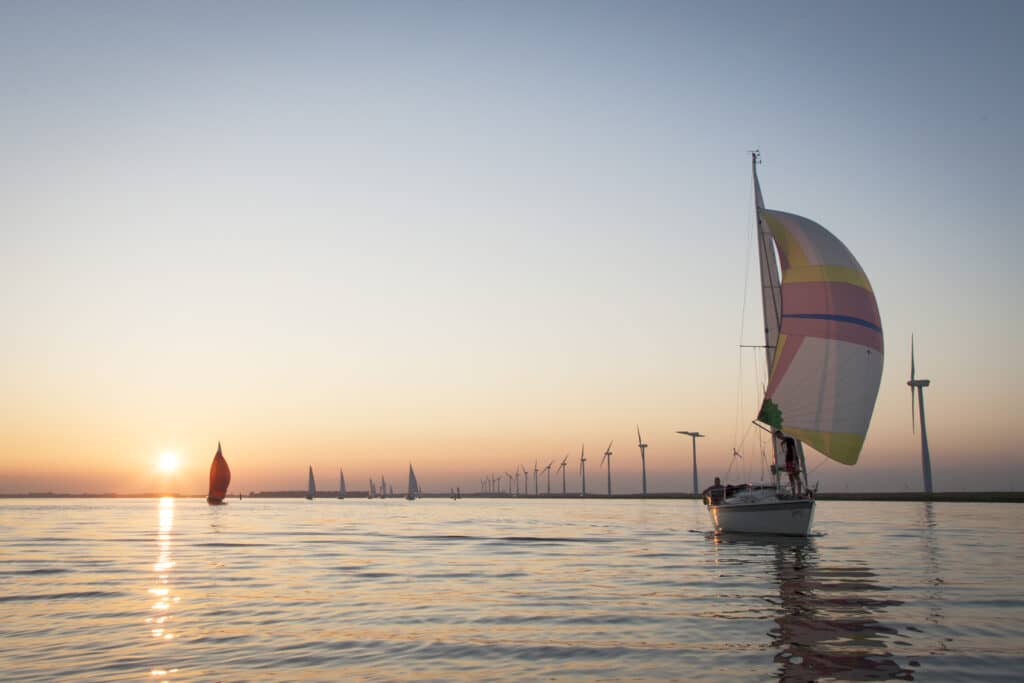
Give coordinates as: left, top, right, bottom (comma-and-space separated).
637, 424, 642, 445
911, 334, 916, 382
606, 440, 613, 454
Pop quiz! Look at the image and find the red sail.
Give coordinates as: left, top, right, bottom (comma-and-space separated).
207, 443, 231, 504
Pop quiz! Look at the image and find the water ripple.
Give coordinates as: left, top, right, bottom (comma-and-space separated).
0, 498, 1022, 681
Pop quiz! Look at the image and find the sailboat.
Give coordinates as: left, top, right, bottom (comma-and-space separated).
206, 442, 231, 505
406, 464, 419, 501
705, 152, 883, 536
306, 466, 316, 500
368, 478, 377, 499
337, 468, 346, 500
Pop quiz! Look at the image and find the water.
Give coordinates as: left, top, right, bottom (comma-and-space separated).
1, 498, 1021, 682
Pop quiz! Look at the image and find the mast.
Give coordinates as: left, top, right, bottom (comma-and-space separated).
752, 151, 785, 484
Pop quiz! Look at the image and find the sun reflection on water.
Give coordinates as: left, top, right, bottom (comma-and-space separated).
147, 497, 178, 679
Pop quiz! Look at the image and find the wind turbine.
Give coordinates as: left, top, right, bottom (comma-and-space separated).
579, 444, 587, 497
533, 460, 539, 497
521, 464, 530, 495
637, 425, 648, 497
505, 471, 514, 494
543, 460, 554, 495
676, 430, 705, 495
909, 335, 933, 494
557, 455, 569, 495
599, 440, 613, 496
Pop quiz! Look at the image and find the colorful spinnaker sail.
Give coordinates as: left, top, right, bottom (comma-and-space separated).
207, 442, 231, 504
757, 209, 883, 465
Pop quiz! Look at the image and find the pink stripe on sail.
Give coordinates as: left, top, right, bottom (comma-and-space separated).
781, 281, 881, 328
781, 316, 884, 353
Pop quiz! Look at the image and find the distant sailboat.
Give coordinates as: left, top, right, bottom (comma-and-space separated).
705, 153, 883, 536
406, 464, 420, 500
337, 468, 346, 500
368, 478, 376, 499
206, 442, 231, 505
306, 466, 316, 500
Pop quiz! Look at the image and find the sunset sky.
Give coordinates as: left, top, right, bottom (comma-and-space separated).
2, 1, 1021, 494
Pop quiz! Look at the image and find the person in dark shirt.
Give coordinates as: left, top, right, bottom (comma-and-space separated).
775, 430, 802, 495
702, 476, 724, 504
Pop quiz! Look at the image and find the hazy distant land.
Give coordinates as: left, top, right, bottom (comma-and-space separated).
3, 491, 1023, 502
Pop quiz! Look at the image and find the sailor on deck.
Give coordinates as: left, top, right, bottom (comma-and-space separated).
775, 430, 802, 496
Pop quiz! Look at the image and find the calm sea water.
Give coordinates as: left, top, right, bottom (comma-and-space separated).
1, 498, 1021, 682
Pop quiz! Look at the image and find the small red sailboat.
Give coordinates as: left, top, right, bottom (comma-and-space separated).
207, 442, 231, 505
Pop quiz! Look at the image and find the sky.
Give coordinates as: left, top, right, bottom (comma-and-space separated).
2, 1, 1022, 494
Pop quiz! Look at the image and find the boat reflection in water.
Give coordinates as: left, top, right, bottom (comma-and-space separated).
721, 535, 915, 682
147, 497, 179, 681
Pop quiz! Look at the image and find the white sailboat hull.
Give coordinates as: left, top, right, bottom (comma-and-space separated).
707, 487, 815, 536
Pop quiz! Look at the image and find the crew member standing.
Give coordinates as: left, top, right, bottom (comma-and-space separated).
775, 430, 801, 495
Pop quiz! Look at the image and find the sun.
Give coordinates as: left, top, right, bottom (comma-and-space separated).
157, 452, 179, 473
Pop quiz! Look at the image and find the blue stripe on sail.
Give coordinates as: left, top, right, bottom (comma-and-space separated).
783, 313, 882, 333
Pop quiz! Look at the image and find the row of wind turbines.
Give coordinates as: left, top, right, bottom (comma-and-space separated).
479, 337, 936, 497
478, 426, 708, 497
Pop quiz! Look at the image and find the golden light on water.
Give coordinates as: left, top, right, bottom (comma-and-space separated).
149, 497, 176, 679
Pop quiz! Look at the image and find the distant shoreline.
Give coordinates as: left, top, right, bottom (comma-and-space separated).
2, 491, 1022, 503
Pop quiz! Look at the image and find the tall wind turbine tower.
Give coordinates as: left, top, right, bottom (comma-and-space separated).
676, 430, 705, 495
599, 441, 613, 496
533, 460, 539, 497
505, 471, 514, 494
637, 426, 648, 497
909, 335, 933, 494
579, 444, 587, 497
543, 460, 553, 495
557, 455, 568, 495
